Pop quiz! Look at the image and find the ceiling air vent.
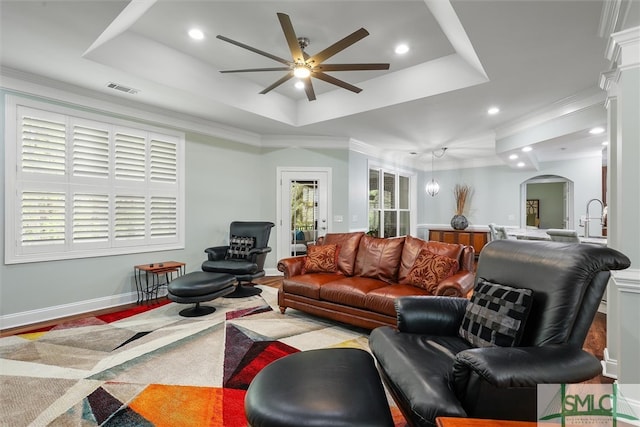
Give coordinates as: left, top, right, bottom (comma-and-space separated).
106, 82, 139, 95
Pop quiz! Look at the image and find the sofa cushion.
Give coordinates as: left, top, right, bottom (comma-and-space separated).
365, 283, 431, 316
459, 279, 533, 348
283, 273, 340, 300
354, 235, 405, 283
398, 236, 464, 283
304, 244, 339, 273
320, 276, 389, 310
404, 249, 459, 293
323, 232, 365, 276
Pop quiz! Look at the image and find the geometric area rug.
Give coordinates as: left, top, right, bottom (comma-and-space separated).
0, 286, 407, 426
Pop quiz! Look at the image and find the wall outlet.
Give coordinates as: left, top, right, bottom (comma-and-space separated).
508, 214, 515, 221
334, 215, 343, 222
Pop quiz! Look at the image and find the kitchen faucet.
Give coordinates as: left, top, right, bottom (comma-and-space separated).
582, 198, 605, 238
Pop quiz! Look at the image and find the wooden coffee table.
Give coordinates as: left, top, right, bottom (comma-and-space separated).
436, 417, 537, 427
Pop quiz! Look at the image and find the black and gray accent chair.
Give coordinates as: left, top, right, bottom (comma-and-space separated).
202, 221, 275, 298
369, 240, 630, 426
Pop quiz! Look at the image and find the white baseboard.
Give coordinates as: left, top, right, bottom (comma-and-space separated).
602, 347, 618, 379
0, 291, 139, 330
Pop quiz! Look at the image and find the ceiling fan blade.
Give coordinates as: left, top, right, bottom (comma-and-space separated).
220, 67, 291, 73
277, 13, 305, 63
315, 63, 390, 72
259, 72, 294, 94
308, 28, 369, 65
312, 72, 362, 93
217, 35, 292, 66
303, 77, 316, 101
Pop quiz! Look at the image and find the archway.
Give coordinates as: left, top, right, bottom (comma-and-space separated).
520, 175, 574, 230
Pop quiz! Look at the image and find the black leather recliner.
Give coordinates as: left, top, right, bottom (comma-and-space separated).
202, 221, 275, 298
369, 240, 630, 427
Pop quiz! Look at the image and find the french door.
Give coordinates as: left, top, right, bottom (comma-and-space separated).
277, 168, 331, 261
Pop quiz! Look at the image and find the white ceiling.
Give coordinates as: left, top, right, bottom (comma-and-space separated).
0, 0, 619, 170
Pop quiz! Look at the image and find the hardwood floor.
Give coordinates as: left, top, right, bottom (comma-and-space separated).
0, 277, 613, 385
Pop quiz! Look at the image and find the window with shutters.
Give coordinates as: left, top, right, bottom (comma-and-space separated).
4, 96, 185, 264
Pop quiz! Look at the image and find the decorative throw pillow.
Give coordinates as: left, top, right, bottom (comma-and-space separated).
404, 249, 459, 293
459, 279, 533, 348
304, 244, 339, 273
226, 235, 256, 259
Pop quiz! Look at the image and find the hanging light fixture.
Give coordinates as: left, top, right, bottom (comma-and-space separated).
425, 148, 447, 197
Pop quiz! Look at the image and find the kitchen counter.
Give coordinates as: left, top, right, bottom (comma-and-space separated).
506, 228, 607, 245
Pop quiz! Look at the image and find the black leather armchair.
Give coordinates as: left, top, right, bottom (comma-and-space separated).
369, 240, 630, 426
202, 221, 275, 298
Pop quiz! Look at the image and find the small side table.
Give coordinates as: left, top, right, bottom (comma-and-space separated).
134, 261, 185, 304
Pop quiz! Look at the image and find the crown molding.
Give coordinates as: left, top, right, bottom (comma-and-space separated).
0, 66, 262, 146
607, 26, 640, 70
494, 87, 605, 140
261, 135, 350, 149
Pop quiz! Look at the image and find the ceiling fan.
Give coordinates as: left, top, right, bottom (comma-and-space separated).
216, 13, 390, 101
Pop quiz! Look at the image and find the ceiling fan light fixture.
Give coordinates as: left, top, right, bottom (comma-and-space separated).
293, 66, 311, 78
295, 80, 305, 89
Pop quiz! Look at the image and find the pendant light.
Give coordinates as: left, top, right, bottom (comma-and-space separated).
425, 148, 447, 197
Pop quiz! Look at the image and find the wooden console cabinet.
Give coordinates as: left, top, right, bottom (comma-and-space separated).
428, 227, 490, 259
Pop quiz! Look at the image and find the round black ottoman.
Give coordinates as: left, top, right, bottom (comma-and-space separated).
167, 271, 236, 317
245, 348, 394, 427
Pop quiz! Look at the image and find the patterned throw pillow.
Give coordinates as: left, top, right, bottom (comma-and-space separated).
226, 235, 256, 259
404, 248, 459, 293
304, 244, 339, 273
459, 279, 533, 348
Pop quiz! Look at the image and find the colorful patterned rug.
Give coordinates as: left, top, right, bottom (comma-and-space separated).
0, 286, 407, 426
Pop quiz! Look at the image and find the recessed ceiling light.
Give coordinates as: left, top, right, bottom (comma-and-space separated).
509, 154, 518, 160
589, 127, 605, 135
188, 28, 204, 40
602, 141, 609, 146
522, 146, 532, 152
487, 106, 500, 115
294, 80, 305, 90
517, 162, 526, 167
395, 44, 409, 55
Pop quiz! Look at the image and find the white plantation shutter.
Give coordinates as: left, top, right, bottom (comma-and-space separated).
21, 115, 66, 175
21, 191, 66, 246
114, 195, 146, 241
73, 193, 109, 243
150, 196, 177, 238
115, 131, 146, 181
6, 99, 184, 264
72, 124, 109, 179
150, 138, 177, 183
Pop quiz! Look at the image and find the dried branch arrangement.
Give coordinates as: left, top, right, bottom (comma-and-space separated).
454, 184, 471, 215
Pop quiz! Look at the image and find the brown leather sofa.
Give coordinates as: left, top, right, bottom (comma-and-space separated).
277, 232, 475, 329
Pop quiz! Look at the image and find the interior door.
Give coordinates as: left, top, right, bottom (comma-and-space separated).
277, 168, 330, 261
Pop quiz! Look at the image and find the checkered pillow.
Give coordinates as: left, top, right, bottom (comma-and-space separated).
459, 279, 533, 348
226, 235, 256, 259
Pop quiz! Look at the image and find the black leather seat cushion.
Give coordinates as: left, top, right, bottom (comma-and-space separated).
168, 271, 236, 303
202, 259, 258, 275
369, 326, 472, 425
245, 348, 394, 427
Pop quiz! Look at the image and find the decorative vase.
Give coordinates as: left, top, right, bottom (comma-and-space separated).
451, 214, 469, 230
